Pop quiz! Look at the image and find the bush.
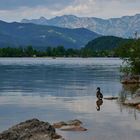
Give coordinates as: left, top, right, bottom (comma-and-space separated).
118, 39, 140, 75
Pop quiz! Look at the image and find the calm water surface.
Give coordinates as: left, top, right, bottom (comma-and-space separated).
0, 58, 139, 140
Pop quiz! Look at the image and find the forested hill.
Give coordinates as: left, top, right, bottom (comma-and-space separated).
85, 36, 130, 51
0, 20, 99, 49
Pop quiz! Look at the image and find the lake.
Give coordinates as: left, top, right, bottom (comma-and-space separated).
0, 58, 139, 140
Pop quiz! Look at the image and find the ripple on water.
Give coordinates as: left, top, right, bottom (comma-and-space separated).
0, 58, 140, 140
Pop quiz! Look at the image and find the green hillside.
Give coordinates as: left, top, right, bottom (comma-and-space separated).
85, 36, 130, 51
0, 20, 99, 50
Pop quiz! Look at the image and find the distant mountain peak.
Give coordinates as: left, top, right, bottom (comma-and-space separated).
52, 15, 79, 21
21, 14, 140, 38
62, 15, 78, 18
39, 16, 47, 20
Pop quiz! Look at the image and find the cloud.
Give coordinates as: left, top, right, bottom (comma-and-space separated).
0, 0, 74, 10
0, 0, 140, 21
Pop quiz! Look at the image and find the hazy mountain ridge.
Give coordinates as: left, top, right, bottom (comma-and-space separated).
0, 20, 99, 49
21, 14, 140, 38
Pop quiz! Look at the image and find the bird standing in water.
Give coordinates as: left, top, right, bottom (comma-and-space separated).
96, 87, 103, 111
96, 87, 103, 99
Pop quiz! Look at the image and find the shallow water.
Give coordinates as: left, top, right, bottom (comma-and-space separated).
0, 58, 139, 140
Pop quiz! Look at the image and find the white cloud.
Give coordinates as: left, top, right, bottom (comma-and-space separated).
0, 0, 140, 22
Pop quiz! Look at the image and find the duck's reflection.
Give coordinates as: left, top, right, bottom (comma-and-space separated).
96, 99, 103, 111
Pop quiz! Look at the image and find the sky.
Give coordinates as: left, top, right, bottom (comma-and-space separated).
0, 0, 140, 22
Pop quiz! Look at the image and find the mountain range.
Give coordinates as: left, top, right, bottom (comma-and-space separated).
0, 20, 99, 49
21, 14, 140, 38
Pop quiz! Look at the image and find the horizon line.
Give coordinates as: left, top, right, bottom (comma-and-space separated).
1, 13, 140, 23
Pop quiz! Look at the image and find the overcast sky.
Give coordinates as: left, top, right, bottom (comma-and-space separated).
0, 0, 140, 22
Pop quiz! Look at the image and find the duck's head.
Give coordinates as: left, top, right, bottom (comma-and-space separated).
97, 87, 100, 91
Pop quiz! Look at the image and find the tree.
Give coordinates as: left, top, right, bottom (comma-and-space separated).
46, 47, 52, 56
25, 46, 35, 57
118, 39, 140, 75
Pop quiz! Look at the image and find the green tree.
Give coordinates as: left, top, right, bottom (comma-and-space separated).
118, 39, 140, 75
80, 48, 95, 57
56, 46, 65, 56
25, 46, 35, 57
46, 47, 53, 56
66, 48, 79, 57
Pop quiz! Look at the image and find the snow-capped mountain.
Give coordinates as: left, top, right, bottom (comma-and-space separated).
21, 14, 140, 38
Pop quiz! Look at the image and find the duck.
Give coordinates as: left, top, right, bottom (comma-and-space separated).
96, 87, 103, 99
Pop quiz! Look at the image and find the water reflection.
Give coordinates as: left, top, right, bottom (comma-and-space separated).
96, 99, 103, 111
122, 84, 140, 94
118, 84, 140, 102
0, 58, 140, 140
117, 84, 140, 120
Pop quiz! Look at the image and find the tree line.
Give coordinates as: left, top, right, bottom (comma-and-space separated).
0, 39, 140, 75
0, 45, 116, 57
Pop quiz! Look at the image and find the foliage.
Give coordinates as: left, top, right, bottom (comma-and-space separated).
0, 45, 116, 57
85, 36, 130, 51
2, 38, 140, 67
116, 39, 140, 75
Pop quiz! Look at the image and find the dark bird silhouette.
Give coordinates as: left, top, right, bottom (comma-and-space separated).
96, 87, 103, 99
